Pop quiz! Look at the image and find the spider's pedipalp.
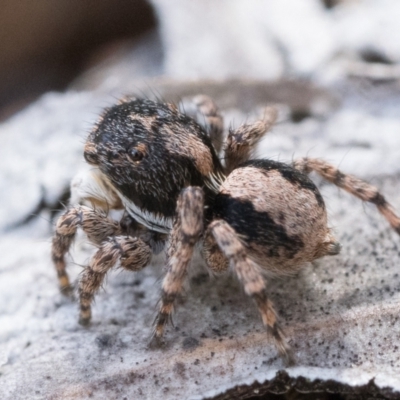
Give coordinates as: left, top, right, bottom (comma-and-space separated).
79, 236, 151, 325
224, 106, 278, 173
69, 167, 123, 211
293, 157, 400, 235
180, 95, 224, 153
52, 206, 122, 294
152, 187, 204, 342
209, 219, 292, 362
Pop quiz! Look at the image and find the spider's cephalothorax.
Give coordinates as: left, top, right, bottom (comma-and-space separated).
83, 98, 224, 233
52, 96, 400, 363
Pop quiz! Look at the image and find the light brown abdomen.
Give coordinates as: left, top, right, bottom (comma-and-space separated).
213, 163, 338, 275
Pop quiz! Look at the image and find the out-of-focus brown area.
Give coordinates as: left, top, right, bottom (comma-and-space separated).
0, 0, 155, 119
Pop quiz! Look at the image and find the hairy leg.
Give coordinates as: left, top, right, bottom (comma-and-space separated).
202, 227, 229, 274
224, 106, 277, 174
180, 95, 224, 153
210, 219, 292, 363
79, 236, 152, 325
293, 157, 400, 235
52, 206, 122, 294
152, 187, 204, 343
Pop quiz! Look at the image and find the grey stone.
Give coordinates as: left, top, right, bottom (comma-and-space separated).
1, 79, 400, 399
2, 0, 400, 396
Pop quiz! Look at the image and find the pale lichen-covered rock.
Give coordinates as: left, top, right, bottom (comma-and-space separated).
1, 78, 400, 399
2, 0, 400, 397
0, 92, 112, 231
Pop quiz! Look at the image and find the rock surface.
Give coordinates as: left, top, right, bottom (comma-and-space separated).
1, 79, 400, 399
2, 1, 400, 398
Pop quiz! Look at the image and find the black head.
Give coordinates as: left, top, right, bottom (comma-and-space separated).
84, 98, 222, 218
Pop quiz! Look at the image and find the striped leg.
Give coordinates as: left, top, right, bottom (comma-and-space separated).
51, 206, 122, 295
202, 227, 229, 274
151, 187, 204, 344
79, 236, 151, 325
293, 157, 400, 235
210, 219, 292, 363
224, 106, 277, 174
180, 95, 224, 153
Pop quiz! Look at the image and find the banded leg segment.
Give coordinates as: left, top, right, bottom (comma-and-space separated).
293, 157, 400, 235
51, 206, 122, 294
79, 236, 151, 325
224, 106, 278, 174
210, 219, 292, 361
202, 227, 229, 274
180, 95, 224, 153
152, 187, 204, 342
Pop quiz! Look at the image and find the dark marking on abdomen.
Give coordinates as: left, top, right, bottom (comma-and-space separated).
213, 193, 304, 259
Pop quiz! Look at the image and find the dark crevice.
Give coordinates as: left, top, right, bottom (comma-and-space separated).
360, 49, 394, 65
208, 370, 400, 400
290, 109, 312, 123
321, 0, 341, 10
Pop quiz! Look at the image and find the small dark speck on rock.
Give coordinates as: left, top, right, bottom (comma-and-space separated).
182, 337, 200, 350
191, 272, 209, 286
173, 362, 186, 377
212, 328, 221, 336
95, 334, 113, 348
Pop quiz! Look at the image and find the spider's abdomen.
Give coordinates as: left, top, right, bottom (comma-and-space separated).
213, 160, 338, 274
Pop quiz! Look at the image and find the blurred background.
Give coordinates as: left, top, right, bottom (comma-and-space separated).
2, 0, 400, 119
2, 0, 400, 232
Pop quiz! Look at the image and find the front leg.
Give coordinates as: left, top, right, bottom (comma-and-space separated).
151, 187, 204, 344
52, 206, 122, 295
79, 236, 152, 325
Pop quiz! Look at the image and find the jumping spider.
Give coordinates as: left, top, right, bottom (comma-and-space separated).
52, 95, 400, 362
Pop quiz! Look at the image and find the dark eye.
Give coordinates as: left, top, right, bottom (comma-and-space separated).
84, 151, 98, 165
129, 148, 144, 162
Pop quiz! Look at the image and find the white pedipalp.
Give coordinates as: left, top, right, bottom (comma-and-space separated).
119, 193, 173, 234
70, 166, 121, 209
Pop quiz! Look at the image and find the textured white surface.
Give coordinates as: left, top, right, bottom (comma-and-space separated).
1, 80, 400, 399
2, 0, 400, 397
0, 92, 114, 231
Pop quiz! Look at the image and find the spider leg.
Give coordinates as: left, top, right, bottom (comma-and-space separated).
209, 219, 293, 363
202, 227, 229, 273
51, 206, 122, 295
79, 236, 152, 325
293, 157, 400, 235
180, 95, 224, 153
151, 187, 204, 344
224, 106, 277, 174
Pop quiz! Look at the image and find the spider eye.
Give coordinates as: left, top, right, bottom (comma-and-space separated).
129, 147, 144, 162
84, 150, 98, 165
